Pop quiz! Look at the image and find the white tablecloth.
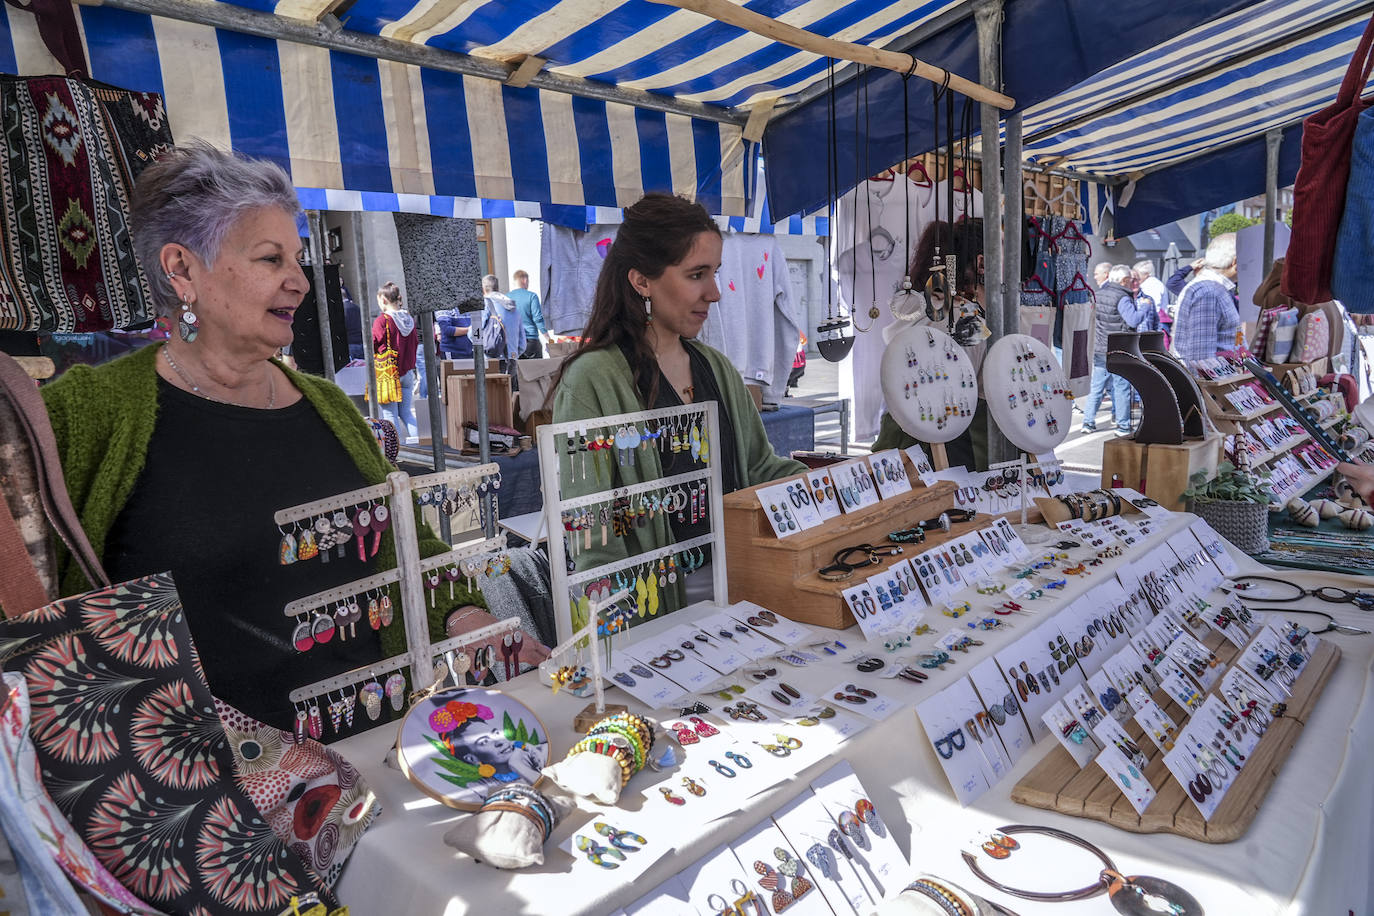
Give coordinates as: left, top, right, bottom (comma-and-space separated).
332, 515, 1374, 915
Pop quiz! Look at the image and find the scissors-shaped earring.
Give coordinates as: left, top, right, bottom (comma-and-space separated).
575, 835, 625, 868
594, 823, 647, 852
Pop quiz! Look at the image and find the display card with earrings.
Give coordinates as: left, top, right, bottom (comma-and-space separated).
1093, 742, 1158, 815
803, 468, 844, 522
1040, 699, 1101, 768
865, 449, 913, 500
826, 459, 882, 513
754, 476, 825, 537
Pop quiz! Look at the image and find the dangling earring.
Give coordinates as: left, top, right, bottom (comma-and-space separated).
643, 296, 652, 323
177, 293, 200, 343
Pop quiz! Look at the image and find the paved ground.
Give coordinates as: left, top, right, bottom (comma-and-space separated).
786, 355, 1117, 473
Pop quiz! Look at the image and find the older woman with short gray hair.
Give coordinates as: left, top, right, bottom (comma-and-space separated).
38, 142, 514, 732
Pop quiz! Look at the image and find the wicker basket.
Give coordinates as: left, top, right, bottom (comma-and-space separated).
1190, 498, 1270, 554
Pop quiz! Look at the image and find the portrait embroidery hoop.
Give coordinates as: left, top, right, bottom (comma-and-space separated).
395, 685, 552, 811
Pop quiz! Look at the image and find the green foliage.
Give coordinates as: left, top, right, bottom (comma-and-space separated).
1208, 213, 1259, 239
502, 712, 542, 746
1181, 461, 1273, 506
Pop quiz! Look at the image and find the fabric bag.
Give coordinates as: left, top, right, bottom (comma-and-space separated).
1249, 306, 1284, 357
1292, 311, 1330, 362
1265, 308, 1300, 364
0, 75, 173, 332
373, 318, 402, 404
0, 572, 343, 915
480, 298, 508, 358
1332, 102, 1374, 313
1285, 12, 1374, 304
1059, 300, 1096, 397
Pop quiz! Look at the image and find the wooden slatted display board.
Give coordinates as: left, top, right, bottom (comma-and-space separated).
1010, 630, 1340, 842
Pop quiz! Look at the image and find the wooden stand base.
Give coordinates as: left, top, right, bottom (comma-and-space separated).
1010, 634, 1339, 843
1101, 434, 1222, 511
573, 702, 628, 733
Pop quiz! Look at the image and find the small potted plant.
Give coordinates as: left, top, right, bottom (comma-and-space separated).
1182, 459, 1273, 554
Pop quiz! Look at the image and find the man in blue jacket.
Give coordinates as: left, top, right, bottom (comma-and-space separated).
509, 269, 548, 359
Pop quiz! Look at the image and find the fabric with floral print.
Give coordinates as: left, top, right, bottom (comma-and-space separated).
0, 573, 340, 914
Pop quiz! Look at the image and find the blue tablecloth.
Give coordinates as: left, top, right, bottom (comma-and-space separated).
491, 404, 815, 517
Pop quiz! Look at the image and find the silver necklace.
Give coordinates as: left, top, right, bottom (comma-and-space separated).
162, 346, 276, 409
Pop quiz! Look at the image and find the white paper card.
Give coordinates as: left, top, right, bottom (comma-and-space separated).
867, 449, 913, 499
1094, 744, 1157, 815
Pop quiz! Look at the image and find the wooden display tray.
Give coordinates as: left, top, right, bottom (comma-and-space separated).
1010, 633, 1340, 843
723, 472, 990, 629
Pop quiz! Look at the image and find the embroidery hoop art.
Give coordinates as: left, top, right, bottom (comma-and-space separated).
395, 685, 552, 811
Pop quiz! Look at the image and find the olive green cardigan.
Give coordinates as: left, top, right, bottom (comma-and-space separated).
40, 342, 477, 653
552, 341, 805, 614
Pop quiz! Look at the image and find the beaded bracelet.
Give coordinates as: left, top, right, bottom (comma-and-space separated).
903, 879, 971, 916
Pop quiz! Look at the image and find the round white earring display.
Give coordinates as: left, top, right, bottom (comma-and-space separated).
880, 324, 978, 444
983, 334, 1073, 454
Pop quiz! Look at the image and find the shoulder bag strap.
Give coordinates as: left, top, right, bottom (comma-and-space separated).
1337, 12, 1374, 110
0, 352, 109, 593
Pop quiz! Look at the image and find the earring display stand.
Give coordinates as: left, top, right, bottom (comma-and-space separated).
722, 452, 990, 629
982, 334, 1072, 455
1010, 630, 1339, 843
880, 324, 979, 444
276, 463, 508, 731
538, 402, 728, 645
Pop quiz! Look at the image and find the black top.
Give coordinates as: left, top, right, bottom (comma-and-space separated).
105, 378, 381, 730
651, 341, 741, 549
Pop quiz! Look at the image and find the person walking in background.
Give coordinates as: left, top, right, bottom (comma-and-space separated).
1171, 234, 1241, 363
1123, 268, 1160, 333
482, 274, 526, 390
437, 303, 473, 360
373, 281, 418, 437
1082, 265, 1134, 434
341, 281, 364, 360
1134, 260, 1171, 345
509, 269, 549, 359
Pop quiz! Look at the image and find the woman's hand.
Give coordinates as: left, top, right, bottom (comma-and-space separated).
444, 605, 551, 667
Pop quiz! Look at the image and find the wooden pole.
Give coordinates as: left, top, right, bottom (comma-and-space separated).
645, 0, 1016, 110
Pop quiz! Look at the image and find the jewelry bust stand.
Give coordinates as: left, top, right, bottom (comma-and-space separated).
983, 334, 1073, 455
1104, 333, 1183, 446
1137, 331, 1207, 440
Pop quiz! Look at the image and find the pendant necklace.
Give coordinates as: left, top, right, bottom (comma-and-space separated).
163, 346, 276, 409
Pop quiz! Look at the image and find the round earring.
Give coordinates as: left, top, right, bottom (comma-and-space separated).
177, 293, 200, 342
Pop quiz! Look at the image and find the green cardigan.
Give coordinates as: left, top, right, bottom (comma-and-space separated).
40, 343, 478, 655
552, 341, 805, 615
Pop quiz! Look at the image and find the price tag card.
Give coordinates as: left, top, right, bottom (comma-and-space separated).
1095, 744, 1157, 815
832, 459, 882, 512
755, 480, 817, 537
771, 791, 877, 913
730, 602, 813, 647
803, 469, 844, 522
994, 517, 1034, 561
1189, 519, 1241, 577
916, 680, 994, 805
969, 657, 1033, 765
867, 449, 914, 499
905, 444, 938, 487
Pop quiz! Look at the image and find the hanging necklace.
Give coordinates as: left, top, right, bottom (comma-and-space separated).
850, 67, 877, 334
163, 346, 277, 409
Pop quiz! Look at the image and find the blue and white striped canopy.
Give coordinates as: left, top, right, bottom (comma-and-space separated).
0, 0, 1366, 235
